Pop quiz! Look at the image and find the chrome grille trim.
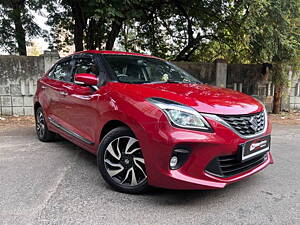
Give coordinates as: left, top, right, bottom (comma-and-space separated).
219, 111, 265, 135
202, 109, 268, 139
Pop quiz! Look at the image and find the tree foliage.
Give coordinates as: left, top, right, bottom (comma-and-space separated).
0, 0, 45, 55
1, 0, 298, 64
0, 0, 299, 113
246, 0, 299, 113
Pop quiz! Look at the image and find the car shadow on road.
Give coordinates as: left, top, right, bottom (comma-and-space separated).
148, 173, 263, 203
53, 134, 263, 205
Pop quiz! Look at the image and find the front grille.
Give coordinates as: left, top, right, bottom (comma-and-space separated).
219, 111, 265, 136
205, 153, 267, 178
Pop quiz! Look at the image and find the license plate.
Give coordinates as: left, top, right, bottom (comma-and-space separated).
239, 135, 271, 162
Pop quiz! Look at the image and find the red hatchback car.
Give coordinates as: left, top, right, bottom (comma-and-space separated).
34, 50, 273, 193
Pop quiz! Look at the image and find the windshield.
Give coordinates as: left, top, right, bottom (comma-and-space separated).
103, 54, 201, 84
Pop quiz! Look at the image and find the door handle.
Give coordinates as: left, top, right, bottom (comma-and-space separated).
59, 91, 68, 96
41, 85, 47, 89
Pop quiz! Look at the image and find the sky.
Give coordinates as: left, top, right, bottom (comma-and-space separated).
32, 10, 50, 52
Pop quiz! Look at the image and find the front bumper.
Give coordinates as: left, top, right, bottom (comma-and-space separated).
139, 115, 273, 190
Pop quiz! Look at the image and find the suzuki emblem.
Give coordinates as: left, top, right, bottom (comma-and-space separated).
249, 116, 258, 132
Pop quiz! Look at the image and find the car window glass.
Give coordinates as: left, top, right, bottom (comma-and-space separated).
74, 58, 99, 77
104, 55, 200, 84
51, 61, 72, 81
47, 66, 56, 79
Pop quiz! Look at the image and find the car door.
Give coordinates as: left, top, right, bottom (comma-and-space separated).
62, 55, 102, 145
44, 59, 73, 126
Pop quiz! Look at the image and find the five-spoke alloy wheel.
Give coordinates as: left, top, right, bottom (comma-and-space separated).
98, 127, 149, 193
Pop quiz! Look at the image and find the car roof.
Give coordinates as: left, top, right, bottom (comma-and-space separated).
71, 50, 162, 60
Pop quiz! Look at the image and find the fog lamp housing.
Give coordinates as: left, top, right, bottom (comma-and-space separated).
170, 156, 178, 168
169, 148, 191, 170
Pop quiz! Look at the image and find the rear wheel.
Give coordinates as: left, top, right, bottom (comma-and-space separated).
35, 107, 55, 142
98, 127, 149, 194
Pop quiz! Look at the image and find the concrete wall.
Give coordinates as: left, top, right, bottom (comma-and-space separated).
0, 51, 59, 115
288, 70, 300, 110
0, 54, 298, 115
175, 60, 275, 111
227, 63, 275, 112
174, 61, 266, 94
173, 61, 216, 84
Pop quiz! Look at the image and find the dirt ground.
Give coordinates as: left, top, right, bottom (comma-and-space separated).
0, 116, 35, 130
0, 111, 300, 130
268, 111, 300, 125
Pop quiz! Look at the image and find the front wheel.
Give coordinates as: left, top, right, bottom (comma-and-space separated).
97, 127, 149, 194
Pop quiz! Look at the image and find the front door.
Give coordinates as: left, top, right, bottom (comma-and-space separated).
63, 56, 102, 145
45, 59, 72, 126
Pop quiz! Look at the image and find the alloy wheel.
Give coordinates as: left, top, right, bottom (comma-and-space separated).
36, 110, 45, 138
104, 136, 147, 187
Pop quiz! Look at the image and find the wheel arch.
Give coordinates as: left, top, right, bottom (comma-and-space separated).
34, 102, 42, 115
100, 120, 133, 141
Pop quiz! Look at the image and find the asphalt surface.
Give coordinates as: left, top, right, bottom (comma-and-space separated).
0, 124, 299, 225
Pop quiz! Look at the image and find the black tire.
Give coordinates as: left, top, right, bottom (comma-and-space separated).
35, 107, 56, 142
97, 127, 149, 194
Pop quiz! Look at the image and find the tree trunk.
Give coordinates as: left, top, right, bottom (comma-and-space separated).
106, 19, 123, 50
272, 83, 282, 114
11, 2, 27, 55
86, 18, 96, 50
172, 0, 197, 61
175, 42, 195, 61
123, 24, 129, 51
71, 1, 85, 52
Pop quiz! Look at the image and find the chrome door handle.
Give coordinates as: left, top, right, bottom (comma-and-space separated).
59, 91, 68, 96
41, 85, 47, 89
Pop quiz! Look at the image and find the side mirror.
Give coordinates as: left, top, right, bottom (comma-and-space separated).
74, 73, 99, 86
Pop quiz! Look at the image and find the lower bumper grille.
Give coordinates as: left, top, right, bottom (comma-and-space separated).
205, 153, 267, 178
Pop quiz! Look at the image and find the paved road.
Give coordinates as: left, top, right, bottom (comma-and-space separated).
0, 124, 299, 225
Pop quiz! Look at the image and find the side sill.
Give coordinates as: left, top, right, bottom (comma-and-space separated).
48, 117, 94, 145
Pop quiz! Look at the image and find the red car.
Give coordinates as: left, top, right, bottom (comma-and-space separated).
34, 50, 273, 193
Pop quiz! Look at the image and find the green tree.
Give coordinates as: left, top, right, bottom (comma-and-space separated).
0, 0, 44, 55
45, 0, 86, 52
119, 0, 253, 61
184, 0, 299, 113
46, 0, 156, 52
2, 0, 297, 114
245, 0, 299, 113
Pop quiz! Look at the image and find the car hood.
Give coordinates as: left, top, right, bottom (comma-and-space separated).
121, 83, 263, 115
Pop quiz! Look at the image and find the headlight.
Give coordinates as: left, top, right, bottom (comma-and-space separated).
148, 98, 212, 131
